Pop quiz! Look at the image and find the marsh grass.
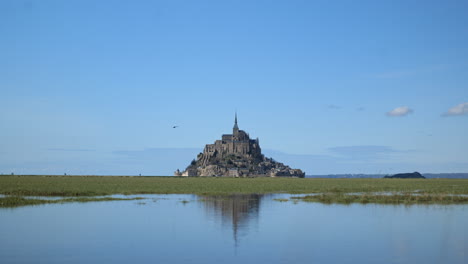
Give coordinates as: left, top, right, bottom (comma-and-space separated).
1, 176, 468, 205
0, 196, 145, 208
291, 193, 468, 204
1, 176, 468, 197
273, 198, 289, 202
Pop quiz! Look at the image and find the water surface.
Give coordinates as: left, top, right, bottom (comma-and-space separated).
1, 194, 466, 263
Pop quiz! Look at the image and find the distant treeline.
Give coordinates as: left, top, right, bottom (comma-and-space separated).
307, 173, 468, 179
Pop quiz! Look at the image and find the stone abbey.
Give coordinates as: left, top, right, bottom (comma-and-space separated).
175, 114, 305, 177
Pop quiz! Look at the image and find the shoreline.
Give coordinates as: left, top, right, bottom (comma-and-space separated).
1, 176, 468, 207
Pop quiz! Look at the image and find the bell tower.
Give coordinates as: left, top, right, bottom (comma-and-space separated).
233, 112, 239, 136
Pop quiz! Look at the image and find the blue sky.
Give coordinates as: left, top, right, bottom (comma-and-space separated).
1, 0, 467, 175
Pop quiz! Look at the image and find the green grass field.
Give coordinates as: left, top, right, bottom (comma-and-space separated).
1, 175, 468, 206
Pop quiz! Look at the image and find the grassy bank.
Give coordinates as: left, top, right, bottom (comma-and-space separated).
290, 193, 468, 204
1, 175, 468, 196
1, 176, 468, 206
0, 196, 144, 208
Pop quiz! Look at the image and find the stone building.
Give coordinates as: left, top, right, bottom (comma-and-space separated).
175, 114, 305, 178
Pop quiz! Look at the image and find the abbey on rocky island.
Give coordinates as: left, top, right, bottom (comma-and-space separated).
174, 114, 305, 177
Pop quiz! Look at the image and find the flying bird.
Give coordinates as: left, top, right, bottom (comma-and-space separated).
173, 126, 179, 128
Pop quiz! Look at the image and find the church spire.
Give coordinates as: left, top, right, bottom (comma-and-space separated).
233, 112, 239, 134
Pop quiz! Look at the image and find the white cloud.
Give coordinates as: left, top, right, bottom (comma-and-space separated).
443, 102, 468, 116
386, 106, 413, 117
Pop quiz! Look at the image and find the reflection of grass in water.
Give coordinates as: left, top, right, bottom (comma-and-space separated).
1, 176, 468, 197
291, 193, 468, 204
0, 196, 145, 208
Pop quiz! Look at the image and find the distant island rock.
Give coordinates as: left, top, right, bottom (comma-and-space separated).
174, 114, 305, 178
384, 172, 426, 179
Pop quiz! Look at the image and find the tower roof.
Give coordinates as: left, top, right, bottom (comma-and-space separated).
233, 112, 239, 130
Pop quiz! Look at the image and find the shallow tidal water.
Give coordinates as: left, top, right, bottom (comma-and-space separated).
1, 194, 467, 264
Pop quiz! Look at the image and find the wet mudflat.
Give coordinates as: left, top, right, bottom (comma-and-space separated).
1, 194, 467, 264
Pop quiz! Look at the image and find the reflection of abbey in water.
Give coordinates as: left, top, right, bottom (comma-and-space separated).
200, 194, 262, 243
175, 114, 305, 177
